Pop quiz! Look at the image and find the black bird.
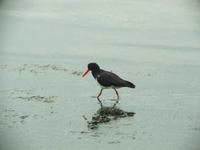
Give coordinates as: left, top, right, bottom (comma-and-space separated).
82, 63, 135, 101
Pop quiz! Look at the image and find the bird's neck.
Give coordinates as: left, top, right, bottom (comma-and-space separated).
91, 69, 101, 79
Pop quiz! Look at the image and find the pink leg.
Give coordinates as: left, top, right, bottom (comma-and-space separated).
113, 88, 119, 100
97, 89, 103, 99
97, 89, 103, 107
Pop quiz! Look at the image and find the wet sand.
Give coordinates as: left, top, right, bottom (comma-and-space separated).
0, 0, 200, 150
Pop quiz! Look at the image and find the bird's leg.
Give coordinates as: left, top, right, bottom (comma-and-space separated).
97, 89, 103, 108
113, 88, 119, 100
111, 88, 119, 108
97, 89, 103, 99
97, 97, 103, 108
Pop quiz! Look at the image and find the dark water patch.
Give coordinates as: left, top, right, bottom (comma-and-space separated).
69, 130, 90, 134
2, 108, 46, 126
97, 107, 135, 117
0, 64, 83, 76
10, 89, 33, 96
15, 95, 57, 103
191, 127, 200, 132
108, 140, 121, 144
4, 108, 15, 112
0, 89, 34, 97
17, 64, 68, 73
16, 64, 82, 76
3, 89, 56, 103
71, 71, 82, 76
20, 115, 29, 120
83, 106, 135, 129
19, 115, 29, 124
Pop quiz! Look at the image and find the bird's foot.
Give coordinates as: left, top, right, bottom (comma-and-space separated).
112, 101, 119, 108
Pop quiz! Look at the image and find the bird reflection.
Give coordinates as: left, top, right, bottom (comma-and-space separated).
83, 98, 135, 129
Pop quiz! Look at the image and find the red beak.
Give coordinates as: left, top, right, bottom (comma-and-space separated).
82, 69, 90, 77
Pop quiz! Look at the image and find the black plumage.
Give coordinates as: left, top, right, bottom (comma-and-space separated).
96, 69, 135, 88
83, 63, 135, 100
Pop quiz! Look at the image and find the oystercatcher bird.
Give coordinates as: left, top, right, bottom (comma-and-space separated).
82, 63, 135, 102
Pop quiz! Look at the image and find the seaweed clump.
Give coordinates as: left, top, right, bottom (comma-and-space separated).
84, 106, 135, 129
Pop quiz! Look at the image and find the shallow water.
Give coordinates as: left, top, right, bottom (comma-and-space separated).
0, 0, 200, 150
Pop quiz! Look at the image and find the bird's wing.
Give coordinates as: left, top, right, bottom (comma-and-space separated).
97, 70, 127, 87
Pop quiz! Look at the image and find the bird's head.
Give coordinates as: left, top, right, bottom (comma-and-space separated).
82, 63, 100, 77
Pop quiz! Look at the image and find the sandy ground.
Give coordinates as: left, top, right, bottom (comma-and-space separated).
0, 0, 200, 150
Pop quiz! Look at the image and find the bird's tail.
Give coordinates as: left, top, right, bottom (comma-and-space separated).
125, 81, 136, 88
